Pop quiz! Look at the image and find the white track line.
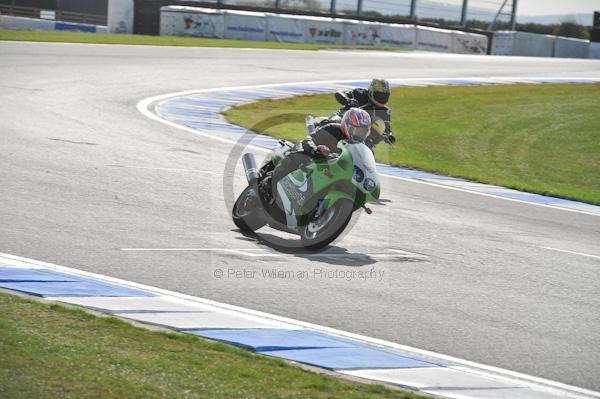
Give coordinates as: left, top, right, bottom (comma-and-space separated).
542, 247, 600, 260
136, 77, 600, 218
379, 173, 600, 217
0, 251, 598, 398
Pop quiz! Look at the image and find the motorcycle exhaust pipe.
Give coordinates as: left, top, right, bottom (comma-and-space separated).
242, 153, 260, 184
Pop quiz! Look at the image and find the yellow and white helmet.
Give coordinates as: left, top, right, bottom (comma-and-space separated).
368, 78, 391, 106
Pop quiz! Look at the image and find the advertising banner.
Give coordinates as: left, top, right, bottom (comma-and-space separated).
451, 31, 488, 54
160, 6, 224, 38
267, 14, 306, 43
416, 26, 452, 52
40, 10, 56, 20
379, 24, 416, 48
223, 10, 267, 41
343, 20, 385, 46
305, 17, 344, 45
108, 0, 133, 34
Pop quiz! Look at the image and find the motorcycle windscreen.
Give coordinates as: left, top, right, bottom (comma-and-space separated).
346, 143, 380, 194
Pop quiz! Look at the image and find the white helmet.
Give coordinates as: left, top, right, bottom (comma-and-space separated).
340, 108, 371, 142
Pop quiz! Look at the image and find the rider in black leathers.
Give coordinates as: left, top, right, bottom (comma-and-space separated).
271, 122, 344, 186
325, 78, 395, 150
266, 109, 372, 201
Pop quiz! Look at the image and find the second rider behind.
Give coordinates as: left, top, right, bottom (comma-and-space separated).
330, 78, 395, 150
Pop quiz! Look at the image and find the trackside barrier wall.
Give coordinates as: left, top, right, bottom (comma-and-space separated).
160, 6, 490, 53
590, 42, 600, 59
304, 16, 344, 45
491, 31, 555, 57
160, 6, 594, 58
270, 18, 415, 48
266, 13, 307, 43
223, 10, 267, 41
343, 20, 416, 48
553, 36, 589, 59
159, 8, 593, 59
451, 30, 488, 54
0, 14, 107, 33
160, 6, 224, 38
0, 14, 55, 30
416, 26, 452, 52
491, 32, 515, 55
378, 24, 416, 48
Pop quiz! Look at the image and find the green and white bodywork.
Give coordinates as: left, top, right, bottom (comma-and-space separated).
233, 137, 382, 249
272, 140, 380, 231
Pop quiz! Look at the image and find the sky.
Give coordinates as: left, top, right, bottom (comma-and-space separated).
517, 0, 599, 16
426, 0, 598, 16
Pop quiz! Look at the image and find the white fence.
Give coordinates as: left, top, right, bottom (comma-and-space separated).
554, 36, 589, 59
378, 24, 417, 48
416, 26, 451, 52
590, 42, 600, 59
267, 14, 308, 43
160, 7, 598, 59
304, 16, 344, 45
491, 31, 555, 57
223, 10, 267, 41
491, 31, 598, 59
160, 6, 224, 38
342, 20, 416, 47
0, 14, 107, 32
452, 30, 489, 54
160, 6, 486, 54
0, 14, 55, 30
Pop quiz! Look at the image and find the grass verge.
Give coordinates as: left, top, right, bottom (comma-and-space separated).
223, 83, 600, 205
0, 28, 409, 51
0, 291, 426, 399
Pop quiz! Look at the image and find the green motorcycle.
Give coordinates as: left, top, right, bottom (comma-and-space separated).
232, 138, 380, 250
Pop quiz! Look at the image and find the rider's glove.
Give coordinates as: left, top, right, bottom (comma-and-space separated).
316, 145, 331, 157
383, 133, 396, 144
347, 98, 360, 108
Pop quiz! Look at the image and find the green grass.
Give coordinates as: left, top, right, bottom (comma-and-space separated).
0, 28, 409, 51
0, 292, 426, 399
223, 83, 600, 205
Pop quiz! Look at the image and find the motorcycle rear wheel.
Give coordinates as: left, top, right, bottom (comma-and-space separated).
232, 186, 266, 232
300, 199, 353, 250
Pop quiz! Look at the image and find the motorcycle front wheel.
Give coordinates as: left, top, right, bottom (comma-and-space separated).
232, 186, 266, 232
300, 199, 353, 251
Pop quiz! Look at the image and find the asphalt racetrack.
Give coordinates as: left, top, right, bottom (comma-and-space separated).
1, 41, 599, 391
